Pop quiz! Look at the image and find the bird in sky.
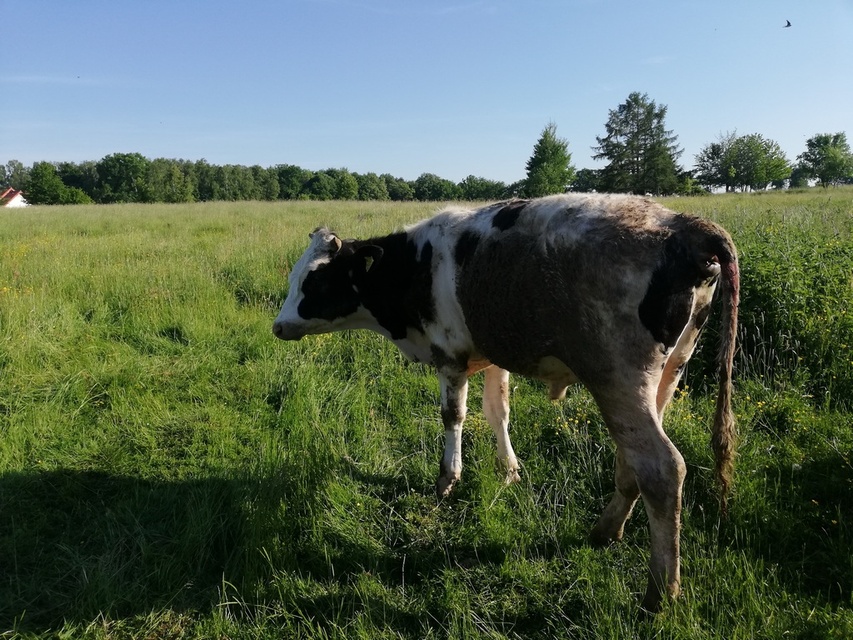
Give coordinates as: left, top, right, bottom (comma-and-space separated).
784, 20, 792, 28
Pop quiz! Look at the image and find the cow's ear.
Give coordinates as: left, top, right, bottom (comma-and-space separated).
354, 245, 384, 274
309, 228, 343, 253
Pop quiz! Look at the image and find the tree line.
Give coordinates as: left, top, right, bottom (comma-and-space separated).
1, 155, 516, 206
3, 92, 852, 205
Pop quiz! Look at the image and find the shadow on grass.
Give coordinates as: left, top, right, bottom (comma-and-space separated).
0, 452, 594, 637
3, 443, 848, 635
0, 460, 527, 635
724, 450, 853, 603
0, 469, 263, 631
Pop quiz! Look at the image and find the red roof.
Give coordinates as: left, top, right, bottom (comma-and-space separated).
1, 187, 24, 203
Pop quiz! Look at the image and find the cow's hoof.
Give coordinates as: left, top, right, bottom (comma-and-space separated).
549, 383, 568, 401
495, 456, 521, 485
639, 587, 664, 615
588, 526, 622, 548
504, 468, 521, 485
435, 475, 458, 499
639, 575, 678, 615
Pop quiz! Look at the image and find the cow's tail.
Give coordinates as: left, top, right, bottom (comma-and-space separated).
710, 235, 739, 517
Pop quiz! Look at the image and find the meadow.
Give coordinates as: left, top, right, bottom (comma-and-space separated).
0, 192, 851, 638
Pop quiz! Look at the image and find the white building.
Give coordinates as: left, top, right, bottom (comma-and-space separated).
1, 187, 29, 207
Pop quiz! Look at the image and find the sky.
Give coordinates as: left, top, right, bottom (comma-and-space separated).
2, 0, 851, 184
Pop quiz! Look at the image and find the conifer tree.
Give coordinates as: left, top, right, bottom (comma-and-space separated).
593, 92, 682, 195
524, 122, 575, 197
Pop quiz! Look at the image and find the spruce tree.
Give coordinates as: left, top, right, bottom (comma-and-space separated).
593, 92, 682, 195
524, 122, 575, 197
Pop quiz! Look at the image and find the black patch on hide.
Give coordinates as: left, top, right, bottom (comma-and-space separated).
355, 233, 436, 340
296, 233, 435, 341
638, 234, 705, 349
298, 248, 362, 321
454, 230, 480, 267
693, 302, 712, 333
431, 345, 467, 372
492, 200, 529, 231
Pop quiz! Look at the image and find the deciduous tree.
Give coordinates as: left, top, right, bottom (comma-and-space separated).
569, 168, 601, 193
96, 153, 151, 203
275, 164, 313, 199
304, 173, 336, 200
797, 132, 853, 187
381, 174, 414, 201
57, 161, 98, 199
26, 162, 93, 204
695, 132, 790, 191
355, 172, 390, 201
324, 169, 359, 200
2, 160, 30, 191
730, 134, 790, 191
194, 160, 217, 201
26, 162, 68, 204
414, 173, 460, 201
458, 175, 507, 200
146, 158, 195, 203
251, 165, 280, 200
695, 131, 738, 192
211, 164, 259, 201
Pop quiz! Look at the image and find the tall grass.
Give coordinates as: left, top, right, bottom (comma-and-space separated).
664, 190, 853, 409
1, 193, 851, 638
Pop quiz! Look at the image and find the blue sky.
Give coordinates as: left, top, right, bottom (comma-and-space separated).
2, 0, 851, 184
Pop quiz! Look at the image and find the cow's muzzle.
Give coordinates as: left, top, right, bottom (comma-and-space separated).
272, 321, 304, 341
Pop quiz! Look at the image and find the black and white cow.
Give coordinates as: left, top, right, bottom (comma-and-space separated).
272, 193, 739, 611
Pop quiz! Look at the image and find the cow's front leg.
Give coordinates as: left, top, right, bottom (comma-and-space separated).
436, 371, 469, 498
483, 367, 520, 484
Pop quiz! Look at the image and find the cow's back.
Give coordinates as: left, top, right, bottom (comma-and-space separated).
441, 194, 708, 385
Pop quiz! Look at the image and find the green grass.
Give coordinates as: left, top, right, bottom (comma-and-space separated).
1, 192, 852, 638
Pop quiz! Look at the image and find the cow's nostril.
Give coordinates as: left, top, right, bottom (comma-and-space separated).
272, 321, 303, 341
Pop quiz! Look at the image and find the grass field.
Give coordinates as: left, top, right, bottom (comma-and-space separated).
1, 192, 852, 638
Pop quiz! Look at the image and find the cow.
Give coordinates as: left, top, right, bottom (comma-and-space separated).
272, 193, 739, 612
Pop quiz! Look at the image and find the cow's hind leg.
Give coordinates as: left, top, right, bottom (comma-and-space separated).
436, 371, 469, 498
589, 447, 640, 546
483, 367, 521, 484
635, 438, 686, 612
656, 286, 715, 419
598, 395, 687, 612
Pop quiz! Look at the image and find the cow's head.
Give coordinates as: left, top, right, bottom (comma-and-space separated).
273, 227, 383, 340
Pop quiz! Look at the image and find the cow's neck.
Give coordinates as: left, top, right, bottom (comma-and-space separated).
354, 232, 436, 359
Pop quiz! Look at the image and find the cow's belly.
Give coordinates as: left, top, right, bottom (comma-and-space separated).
457, 241, 649, 387
466, 358, 493, 376
461, 292, 596, 381
536, 355, 580, 386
